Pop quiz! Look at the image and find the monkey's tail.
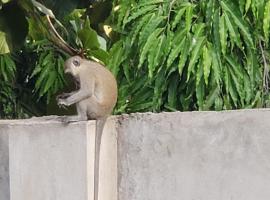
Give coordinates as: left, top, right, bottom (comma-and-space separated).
94, 117, 107, 200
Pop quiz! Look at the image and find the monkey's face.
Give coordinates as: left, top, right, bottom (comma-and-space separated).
64, 56, 82, 77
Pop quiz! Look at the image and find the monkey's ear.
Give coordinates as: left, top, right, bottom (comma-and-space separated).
73, 59, 80, 67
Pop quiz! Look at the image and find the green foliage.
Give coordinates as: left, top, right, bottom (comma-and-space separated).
0, 54, 33, 119
76, 17, 109, 63
29, 40, 67, 103
0, 2, 28, 53
0, 0, 111, 118
108, 0, 270, 113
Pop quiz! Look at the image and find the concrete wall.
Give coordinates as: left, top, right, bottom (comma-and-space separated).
0, 117, 117, 200
117, 110, 270, 200
1, 109, 270, 200
0, 125, 9, 200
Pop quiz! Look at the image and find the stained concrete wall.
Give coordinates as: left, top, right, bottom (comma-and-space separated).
1, 110, 270, 200
117, 110, 270, 200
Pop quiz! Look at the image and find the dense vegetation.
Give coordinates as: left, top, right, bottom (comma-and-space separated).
109, 0, 270, 113
0, 0, 270, 118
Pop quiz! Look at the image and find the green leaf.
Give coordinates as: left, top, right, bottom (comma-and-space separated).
225, 55, 244, 80
224, 12, 242, 48
147, 37, 160, 78
172, 7, 186, 29
214, 96, 223, 111
137, 0, 164, 8
251, 91, 262, 107
166, 35, 186, 68
206, 0, 214, 23
3, 54, 15, 79
98, 36, 107, 51
245, 0, 251, 13
193, 23, 206, 38
185, 3, 193, 32
0, 31, 9, 54
139, 28, 163, 68
211, 48, 221, 86
224, 65, 238, 107
246, 48, 258, 90
122, 60, 131, 83
108, 41, 125, 76
243, 73, 252, 103
219, 14, 227, 55
202, 44, 212, 85
178, 35, 190, 75
131, 14, 152, 45
153, 34, 166, 72
42, 52, 53, 66
203, 85, 219, 110
196, 61, 205, 110
221, 0, 254, 48
78, 21, 100, 50
0, 55, 7, 81
129, 102, 153, 112
124, 5, 157, 26
153, 68, 166, 111
57, 56, 65, 83
228, 66, 244, 106
91, 49, 109, 64
35, 67, 49, 94
43, 71, 57, 95
187, 36, 205, 80
31, 65, 42, 78
213, 8, 221, 55
139, 15, 165, 47
263, 0, 270, 43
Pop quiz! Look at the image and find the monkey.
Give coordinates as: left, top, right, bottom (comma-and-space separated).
57, 55, 117, 200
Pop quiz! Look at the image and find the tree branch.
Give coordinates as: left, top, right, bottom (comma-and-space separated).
46, 15, 80, 56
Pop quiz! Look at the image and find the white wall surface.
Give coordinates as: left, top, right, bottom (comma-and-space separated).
0, 117, 117, 200
1, 109, 270, 200
117, 110, 270, 200
0, 126, 9, 200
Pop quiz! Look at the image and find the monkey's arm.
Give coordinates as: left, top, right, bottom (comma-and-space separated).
58, 89, 91, 106
57, 79, 95, 106
56, 91, 76, 101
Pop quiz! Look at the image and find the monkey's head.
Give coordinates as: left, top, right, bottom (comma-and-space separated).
64, 56, 83, 77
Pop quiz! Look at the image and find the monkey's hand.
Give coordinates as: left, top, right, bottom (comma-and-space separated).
57, 97, 69, 108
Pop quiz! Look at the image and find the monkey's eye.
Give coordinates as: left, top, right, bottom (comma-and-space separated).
72, 59, 80, 67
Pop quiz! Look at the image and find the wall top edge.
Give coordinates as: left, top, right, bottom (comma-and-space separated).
1, 108, 270, 124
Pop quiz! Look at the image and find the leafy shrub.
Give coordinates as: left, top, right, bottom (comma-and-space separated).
109, 0, 270, 113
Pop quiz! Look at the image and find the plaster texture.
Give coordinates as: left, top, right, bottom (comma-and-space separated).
1, 110, 270, 200
0, 117, 117, 200
0, 126, 9, 200
117, 110, 270, 200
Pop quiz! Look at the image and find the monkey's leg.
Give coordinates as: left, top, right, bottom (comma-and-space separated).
61, 103, 88, 123
94, 117, 107, 200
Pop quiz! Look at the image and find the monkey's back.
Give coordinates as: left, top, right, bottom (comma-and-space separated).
80, 60, 117, 117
